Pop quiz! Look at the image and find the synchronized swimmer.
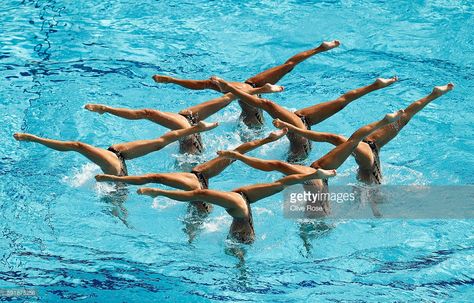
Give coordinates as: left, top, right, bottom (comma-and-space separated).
13, 41, 455, 244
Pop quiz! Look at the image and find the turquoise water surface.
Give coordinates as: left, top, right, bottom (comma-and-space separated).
1, 0, 473, 302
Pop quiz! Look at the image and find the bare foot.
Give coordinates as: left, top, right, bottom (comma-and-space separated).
137, 187, 160, 197
314, 168, 337, 179
374, 76, 398, 88
261, 83, 285, 93
319, 40, 340, 51
95, 174, 118, 182
383, 109, 404, 123
13, 133, 36, 142
268, 128, 288, 141
272, 118, 295, 130
197, 121, 219, 131
216, 150, 240, 159
209, 76, 230, 92
432, 83, 454, 97
84, 104, 106, 114
152, 75, 172, 83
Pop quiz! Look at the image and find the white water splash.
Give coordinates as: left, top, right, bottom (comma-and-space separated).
61, 163, 100, 188
253, 207, 273, 216
94, 182, 117, 195
201, 215, 230, 233
151, 197, 179, 210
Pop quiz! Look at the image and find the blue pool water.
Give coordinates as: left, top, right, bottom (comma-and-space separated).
1, 0, 473, 302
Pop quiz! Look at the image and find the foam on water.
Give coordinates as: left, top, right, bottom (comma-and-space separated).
61, 163, 101, 188
201, 214, 230, 233
151, 197, 179, 210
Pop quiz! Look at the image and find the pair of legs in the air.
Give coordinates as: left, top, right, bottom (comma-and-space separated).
13, 121, 218, 176
84, 83, 283, 155
92, 129, 287, 207
94, 128, 289, 207
110, 110, 405, 243
137, 167, 336, 244
94, 128, 289, 242
211, 75, 399, 161
218, 110, 406, 189
269, 83, 455, 184
152, 41, 341, 127
96, 129, 287, 241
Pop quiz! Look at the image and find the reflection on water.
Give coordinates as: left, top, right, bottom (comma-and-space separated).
298, 221, 335, 257
100, 184, 130, 228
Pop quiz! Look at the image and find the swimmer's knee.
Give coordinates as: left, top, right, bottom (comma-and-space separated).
206, 79, 219, 90
154, 138, 167, 149
142, 108, 155, 118
193, 188, 208, 197
150, 173, 164, 182
399, 112, 411, 126
273, 160, 289, 170
345, 136, 362, 148
261, 98, 276, 111
335, 95, 348, 105
331, 134, 347, 145
283, 61, 296, 69
70, 141, 86, 149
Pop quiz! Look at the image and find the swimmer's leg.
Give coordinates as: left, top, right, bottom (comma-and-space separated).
151, 75, 249, 92
138, 187, 242, 210
273, 119, 374, 169
193, 128, 288, 179
181, 84, 285, 121
95, 172, 200, 190
13, 133, 123, 175
179, 84, 283, 121
234, 169, 336, 203
84, 104, 190, 130
311, 110, 404, 170
294, 77, 398, 126
211, 77, 304, 127
217, 150, 310, 175
152, 75, 221, 91
108, 121, 218, 159
366, 83, 454, 148
245, 40, 340, 86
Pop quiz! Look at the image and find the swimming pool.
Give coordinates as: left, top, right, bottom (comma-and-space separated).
1, 0, 473, 301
